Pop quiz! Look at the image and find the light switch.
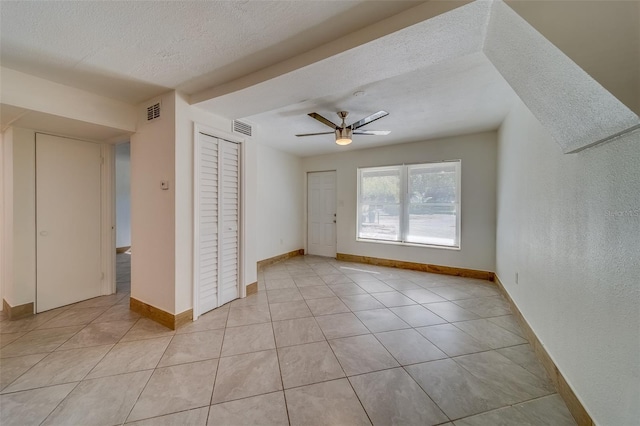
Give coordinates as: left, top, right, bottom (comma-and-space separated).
161, 180, 170, 190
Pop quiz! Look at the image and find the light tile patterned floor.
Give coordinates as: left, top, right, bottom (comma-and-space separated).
0, 253, 577, 425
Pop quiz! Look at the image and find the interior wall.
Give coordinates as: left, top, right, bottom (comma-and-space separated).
256, 144, 304, 261
174, 92, 258, 314
2, 127, 37, 307
115, 142, 131, 248
0, 131, 3, 308
1, 128, 11, 308
496, 98, 640, 425
130, 92, 176, 314
506, 0, 640, 116
301, 132, 497, 272
1, 67, 136, 132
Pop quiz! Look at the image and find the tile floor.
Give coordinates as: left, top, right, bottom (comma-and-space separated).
0, 253, 577, 425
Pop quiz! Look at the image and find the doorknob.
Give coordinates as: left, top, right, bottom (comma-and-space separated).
39, 231, 49, 236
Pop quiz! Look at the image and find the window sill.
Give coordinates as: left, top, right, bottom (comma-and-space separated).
355, 238, 461, 251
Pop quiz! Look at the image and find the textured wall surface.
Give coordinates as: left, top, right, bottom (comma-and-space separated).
485, 1, 639, 154
496, 98, 640, 425
302, 131, 497, 272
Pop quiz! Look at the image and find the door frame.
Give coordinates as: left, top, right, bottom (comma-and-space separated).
193, 123, 245, 320
35, 132, 115, 312
305, 170, 337, 257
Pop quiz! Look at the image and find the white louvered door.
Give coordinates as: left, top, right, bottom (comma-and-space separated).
195, 133, 240, 317
219, 140, 239, 305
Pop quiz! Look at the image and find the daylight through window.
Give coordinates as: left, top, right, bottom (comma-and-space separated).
357, 161, 460, 248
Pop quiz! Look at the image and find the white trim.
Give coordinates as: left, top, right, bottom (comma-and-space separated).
193, 123, 245, 320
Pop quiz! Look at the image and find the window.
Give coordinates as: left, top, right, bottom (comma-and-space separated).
357, 161, 460, 248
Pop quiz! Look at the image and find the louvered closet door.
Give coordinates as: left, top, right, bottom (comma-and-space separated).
197, 134, 220, 314
196, 134, 240, 317
218, 140, 240, 305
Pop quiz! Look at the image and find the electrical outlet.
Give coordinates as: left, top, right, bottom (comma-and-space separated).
515, 272, 519, 284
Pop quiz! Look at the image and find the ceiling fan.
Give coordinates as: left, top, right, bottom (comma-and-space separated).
296, 110, 390, 146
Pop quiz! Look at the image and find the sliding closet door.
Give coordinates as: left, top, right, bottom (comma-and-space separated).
194, 133, 240, 317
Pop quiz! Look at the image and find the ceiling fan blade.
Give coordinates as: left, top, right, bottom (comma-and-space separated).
349, 110, 389, 130
295, 131, 335, 137
353, 130, 391, 135
308, 113, 338, 129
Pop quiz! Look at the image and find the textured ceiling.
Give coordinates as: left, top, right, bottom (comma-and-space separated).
0, 0, 423, 104
1, 1, 636, 154
244, 52, 517, 157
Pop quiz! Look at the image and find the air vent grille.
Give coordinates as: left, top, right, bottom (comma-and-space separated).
233, 120, 253, 137
147, 102, 161, 121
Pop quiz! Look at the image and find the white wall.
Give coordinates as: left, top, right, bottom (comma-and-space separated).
130, 92, 176, 314
0, 131, 3, 308
1, 67, 136, 132
256, 144, 304, 261
115, 143, 131, 248
496, 99, 640, 425
174, 92, 258, 314
1, 129, 10, 309
11, 128, 37, 307
302, 132, 497, 272
1, 128, 37, 308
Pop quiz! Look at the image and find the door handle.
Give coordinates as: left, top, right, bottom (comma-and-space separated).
39, 231, 49, 236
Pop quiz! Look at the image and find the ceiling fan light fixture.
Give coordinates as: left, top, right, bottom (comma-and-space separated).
335, 127, 353, 145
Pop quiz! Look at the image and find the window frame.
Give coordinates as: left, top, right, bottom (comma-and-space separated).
356, 160, 461, 250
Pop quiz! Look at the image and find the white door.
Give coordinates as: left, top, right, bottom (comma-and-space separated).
307, 171, 337, 257
218, 140, 240, 306
194, 133, 240, 317
36, 133, 102, 312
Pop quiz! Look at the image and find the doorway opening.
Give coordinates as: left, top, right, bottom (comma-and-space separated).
115, 142, 131, 295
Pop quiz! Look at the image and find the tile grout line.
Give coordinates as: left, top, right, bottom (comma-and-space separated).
121, 324, 178, 424
294, 276, 374, 426
265, 289, 293, 426
207, 304, 231, 414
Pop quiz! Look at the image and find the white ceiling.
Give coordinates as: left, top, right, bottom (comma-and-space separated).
244, 52, 517, 156
0, 0, 424, 104
2, 1, 633, 155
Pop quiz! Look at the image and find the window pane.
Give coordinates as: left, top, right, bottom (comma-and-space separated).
359, 203, 400, 241
360, 168, 400, 203
358, 167, 401, 241
406, 162, 459, 247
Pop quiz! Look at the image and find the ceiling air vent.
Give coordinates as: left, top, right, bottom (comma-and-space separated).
232, 120, 253, 137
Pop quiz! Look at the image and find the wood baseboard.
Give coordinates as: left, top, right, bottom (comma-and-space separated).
116, 246, 131, 254
494, 276, 593, 426
246, 282, 258, 296
336, 253, 495, 281
3, 299, 34, 320
129, 297, 192, 331
257, 249, 304, 270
